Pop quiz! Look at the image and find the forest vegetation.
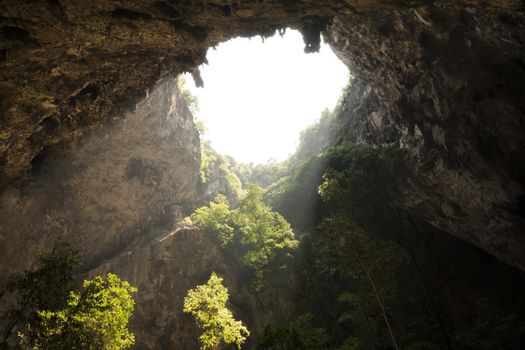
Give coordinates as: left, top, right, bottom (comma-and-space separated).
184, 273, 249, 350
0, 241, 137, 350
184, 77, 525, 350
1, 77, 524, 349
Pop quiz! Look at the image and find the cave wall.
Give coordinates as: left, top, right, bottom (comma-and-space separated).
0, 1, 524, 348
1, 1, 523, 270
0, 75, 292, 349
0, 77, 200, 274
326, 5, 525, 269
1, 1, 520, 186
0, 0, 344, 188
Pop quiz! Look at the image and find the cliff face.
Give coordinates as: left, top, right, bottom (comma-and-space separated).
0, 0, 342, 188
326, 6, 525, 269
0, 77, 200, 274
0, 75, 290, 348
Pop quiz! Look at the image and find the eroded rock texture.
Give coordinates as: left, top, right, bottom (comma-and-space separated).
327, 6, 525, 269
0, 77, 200, 273
0, 0, 343, 187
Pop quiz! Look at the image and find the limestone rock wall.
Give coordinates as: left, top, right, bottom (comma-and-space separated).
0, 0, 344, 188
0, 77, 200, 274
0, 4, 524, 349
0, 0, 519, 186
1, 1, 524, 270
326, 6, 525, 269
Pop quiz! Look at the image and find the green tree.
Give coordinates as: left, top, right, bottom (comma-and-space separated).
318, 216, 407, 350
199, 142, 242, 200
189, 184, 298, 291
184, 273, 249, 350
255, 314, 327, 350
316, 148, 410, 350
453, 300, 525, 350
0, 239, 80, 348
232, 184, 298, 291
19, 273, 137, 350
190, 194, 235, 245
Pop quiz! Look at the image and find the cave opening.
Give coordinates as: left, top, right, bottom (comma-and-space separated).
1, 2, 525, 349
182, 29, 348, 164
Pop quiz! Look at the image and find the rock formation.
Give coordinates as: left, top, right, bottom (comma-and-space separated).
1, 0, 525, 348
0, 77, 200, 273
327, 5, 525, 270
1, 1, 523, 270
88, 224, 294, 349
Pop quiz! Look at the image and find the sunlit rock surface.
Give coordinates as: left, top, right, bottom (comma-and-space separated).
0, 77, 200, 273
88, 226, 233, 350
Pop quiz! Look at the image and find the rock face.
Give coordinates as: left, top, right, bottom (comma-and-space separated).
87, 226, 238, 350
0, 77, 200, 273
326, 6, 525, 269
0, 0, 340, 187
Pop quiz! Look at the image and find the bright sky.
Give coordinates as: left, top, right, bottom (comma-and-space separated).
183, 29, 349, 164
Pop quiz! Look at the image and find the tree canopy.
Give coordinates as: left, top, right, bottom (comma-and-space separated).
184, 273, 249, 350
19, 273, 137, 350
0, 239, 80, 348
189, 184, 298, 290
1, 240, 137, 350
191, 194, 235, 245
255, 314, 328, 350
233, 184, 298, 286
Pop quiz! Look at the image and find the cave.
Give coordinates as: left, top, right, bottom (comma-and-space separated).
1, 1, 524, 349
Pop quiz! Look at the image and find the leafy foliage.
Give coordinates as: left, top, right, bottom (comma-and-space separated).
318, 216, 408, 350
0, 239, 80, 348
184, 273, 249, 350
317, 145, 404, 236
265, 145, 437, 349
1, 241, 137, 350
200, 142, 242, 200
265, 154, 328, 232
189, 184, 298, 291
20, 273, 136, 350
229, 159, 288, 190
453, 302, 525, 350
233, 184, 298, 290
184, 70, 525, 349
313, 146, 415, 349
191, 194, 235, 245
255, 314, 328, 350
